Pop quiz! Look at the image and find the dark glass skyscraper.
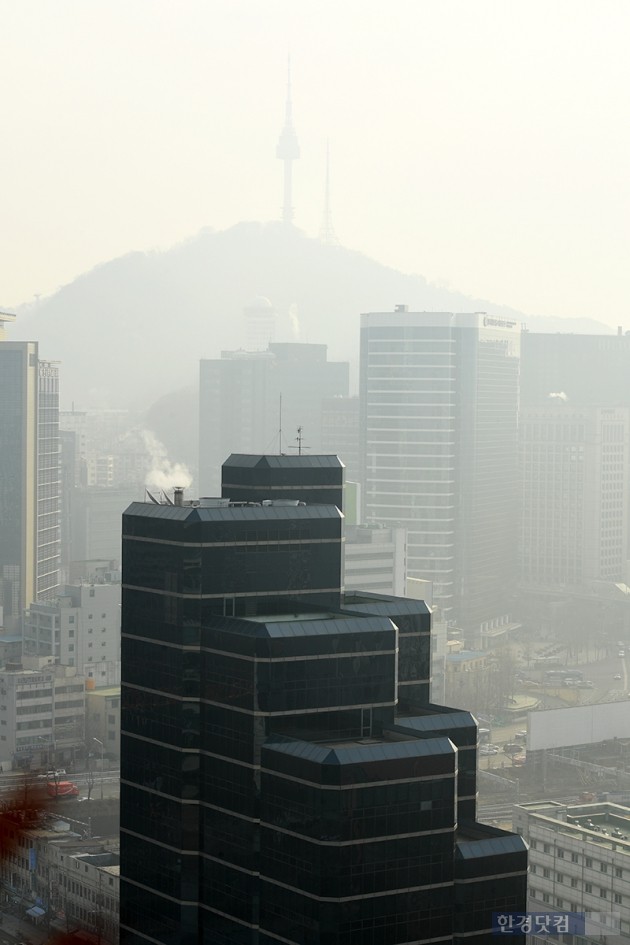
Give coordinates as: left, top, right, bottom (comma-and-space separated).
120, 454, 527, 945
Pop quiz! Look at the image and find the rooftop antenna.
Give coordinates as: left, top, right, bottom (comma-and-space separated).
276, 54, 300, 226
289, 426, 311, 456
279, 394, 283, 453
264, 393, 286, 454
319, 140, 338, 245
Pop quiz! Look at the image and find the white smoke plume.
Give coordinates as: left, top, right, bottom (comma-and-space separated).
288, 303, 300, 340
548, 392, 568, 401
140, 429, 193, 492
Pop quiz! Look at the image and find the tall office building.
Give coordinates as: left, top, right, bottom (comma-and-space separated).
0, 313, 61, 624
199, 342, 349, 495
360, 308, 521, 648
521, 328, 630, 408
120, 454, 527, 945
520, 330, 630, 608
321, 395, 360, 482
519, 405, 630, 588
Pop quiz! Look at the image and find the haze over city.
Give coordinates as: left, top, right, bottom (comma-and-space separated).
2, 0, 630, 324
4, 3, 630, 944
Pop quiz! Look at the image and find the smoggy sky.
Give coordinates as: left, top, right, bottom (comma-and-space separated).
2, 0, 629, 325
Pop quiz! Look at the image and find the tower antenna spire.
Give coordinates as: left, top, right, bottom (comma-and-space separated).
319, 140, 338, 245
276, 54, 300, 226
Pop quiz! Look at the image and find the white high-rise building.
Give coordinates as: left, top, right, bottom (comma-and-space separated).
360, 308, 521, 648
0, 314, 61, 624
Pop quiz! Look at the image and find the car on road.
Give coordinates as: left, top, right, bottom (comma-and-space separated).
504, 743, 522, 755
479, 745, 499, 755
38, 768, 66, 780
619, 650, 626, 658
614, 674, 622, 680
515, 731, 527, 741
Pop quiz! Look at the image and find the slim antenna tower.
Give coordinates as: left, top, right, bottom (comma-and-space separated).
279, 394, 283, 453
276, 55, 300, 226
319, 140, 338, 245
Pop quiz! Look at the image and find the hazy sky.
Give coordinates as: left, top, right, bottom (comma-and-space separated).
2, 0, 629, 324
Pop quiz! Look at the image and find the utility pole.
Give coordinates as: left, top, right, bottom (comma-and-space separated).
93, 738, 104, 800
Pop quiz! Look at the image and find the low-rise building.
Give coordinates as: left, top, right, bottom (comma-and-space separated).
344, 523, 406, 596
24, 582, 120, 675
50, 846, 119, 944
514, 798, 630, 943
86, 687, 120, 762
0, 658, 85, 769
0, 812, 118, 944
0, 631, 22, 667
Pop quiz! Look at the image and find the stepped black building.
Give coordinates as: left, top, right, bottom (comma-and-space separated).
120, 454, 527, 945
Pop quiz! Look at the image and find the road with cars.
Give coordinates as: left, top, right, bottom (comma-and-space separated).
0, 768, 120, 803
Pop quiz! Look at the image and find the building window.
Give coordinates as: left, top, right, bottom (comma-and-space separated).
585, 883, 592, 893
557, 849, 565, 858
556, 873, 564, 883
68, 617, 75, 624
600, 863, 608, 873
570, 878, 578, 888
531, 865, 537, 874
615, 868, 623, 878
585, 858, 593, 868
615, 894, 622, 904
544, 844, 551, 853
571, 853, 578, 863
543, 868, 550, 878
600, 889, 607, 899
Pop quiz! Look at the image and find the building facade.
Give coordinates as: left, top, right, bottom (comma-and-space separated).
0, 815, 119, 945
519, 406, 630, 588
0, 658, 85, 768
24, 582, 121, 675
520, 329, 630, 409
514, 798, 630, 943
120, 454, 527, 945
360, 308, 521, 648
86, 686, 120, 762
321, 395, 360, 482
198, 343, 349, 495
344, 523, 407, 597
0, 314, 61, 624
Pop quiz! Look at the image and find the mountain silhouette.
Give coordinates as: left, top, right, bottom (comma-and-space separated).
10, 221, 611, 410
